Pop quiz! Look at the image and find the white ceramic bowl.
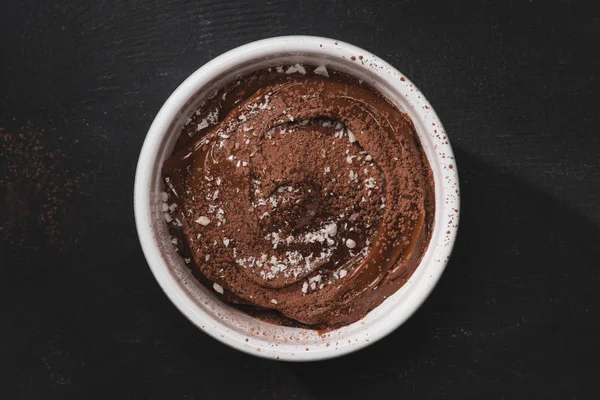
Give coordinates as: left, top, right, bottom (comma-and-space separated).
134, 36, 459, 361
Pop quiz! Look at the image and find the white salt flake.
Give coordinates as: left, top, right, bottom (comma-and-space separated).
345, 239, 356, 249
302, 281, 309, 294
365, 154, 372, 161
195, 216, 211, 226
313, 65, 329, 77
347, 129, 356, 143
213, 283, 224, 294
365, 177, 377, 189
325, 223, 337, 237
271, 299, 278, 304
197, 119, 209, 131
339, 269, 348, 278
223, 238, 230, 247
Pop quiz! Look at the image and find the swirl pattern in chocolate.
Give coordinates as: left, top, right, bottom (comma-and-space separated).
162, 65, 434, 329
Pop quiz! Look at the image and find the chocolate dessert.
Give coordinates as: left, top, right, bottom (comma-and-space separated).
161, 64, 435, 329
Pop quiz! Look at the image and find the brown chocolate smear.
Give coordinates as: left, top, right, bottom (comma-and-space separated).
162, 66, 434, 329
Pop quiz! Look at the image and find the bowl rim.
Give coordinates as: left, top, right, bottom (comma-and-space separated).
134, 35, 460, 361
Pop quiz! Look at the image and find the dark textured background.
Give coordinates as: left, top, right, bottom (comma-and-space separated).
1, 0, 599, 399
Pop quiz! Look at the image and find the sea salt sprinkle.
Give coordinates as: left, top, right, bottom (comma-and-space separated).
195, 216, 211, 226
301, 281, 309, 294
313, 65, 329, 77
285, 64, 306, 74
364, 177, 376, 189
213, 283, 224, 294
347, 129, 357, 143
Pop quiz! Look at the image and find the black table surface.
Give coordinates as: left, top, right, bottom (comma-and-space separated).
1, 1, 599, 398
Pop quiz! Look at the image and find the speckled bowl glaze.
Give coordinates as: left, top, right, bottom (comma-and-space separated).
134, 36, 459, 361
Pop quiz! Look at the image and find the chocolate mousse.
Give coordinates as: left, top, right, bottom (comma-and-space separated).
161, 64, 435, 329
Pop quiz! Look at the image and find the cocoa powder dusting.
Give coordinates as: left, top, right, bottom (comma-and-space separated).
161, 65, 435, 329
0, 119, 85, 248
